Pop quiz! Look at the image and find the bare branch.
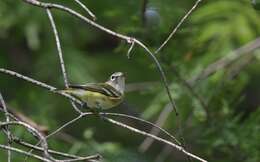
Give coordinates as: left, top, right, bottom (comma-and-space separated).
0, 68, 55, 91
7, 134, 100, 162
0, 93, 11, 162
46, 114, 83, 139
0, 68, 83, 106
127, 41, 135, 59
73, 0, 96, 20
46, 8, 82, 114
155, 0, 203, 54
103, 116, 207, 162
0, 144, 52, 162
46, 9, 69, 87
105, 113, 180, 145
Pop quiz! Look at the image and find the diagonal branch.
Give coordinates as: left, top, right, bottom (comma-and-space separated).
11, 134, 101, 161
103, 116, 207, 162
155, 0, 203, 54
0, 68, 83, 106
0, 93, 11, 162
73, 0, 96, 20
0, 144, 52, 162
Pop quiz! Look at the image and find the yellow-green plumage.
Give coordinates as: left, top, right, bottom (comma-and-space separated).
62, 88, 123, 110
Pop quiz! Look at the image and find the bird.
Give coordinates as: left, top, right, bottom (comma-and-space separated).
58, 72, 125, 110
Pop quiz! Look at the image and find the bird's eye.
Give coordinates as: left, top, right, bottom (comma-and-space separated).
111, 76, 116, 80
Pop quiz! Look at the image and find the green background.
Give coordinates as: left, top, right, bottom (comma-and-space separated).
0, 0, 259, 161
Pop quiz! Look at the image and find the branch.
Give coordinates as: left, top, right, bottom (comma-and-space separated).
6, 133, 100, 162
0, 68, 83, 106
46, 8, 82, 114
46, 9, 68, 87
73, 0, 96, 20
0, 93, 11, 162
0, 144, 52, 162
103, 116, 207, 162
155, 0, 203, 54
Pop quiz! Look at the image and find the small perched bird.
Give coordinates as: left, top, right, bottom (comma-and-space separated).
58, 72, 125, 110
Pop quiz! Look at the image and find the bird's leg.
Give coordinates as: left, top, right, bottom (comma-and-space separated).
96, 104, 106, 120
81, 102, 88, 109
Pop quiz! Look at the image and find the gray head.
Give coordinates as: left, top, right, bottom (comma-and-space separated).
106, 72, 125, 95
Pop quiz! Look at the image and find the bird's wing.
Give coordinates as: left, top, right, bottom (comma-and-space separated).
68, 83, 121, 97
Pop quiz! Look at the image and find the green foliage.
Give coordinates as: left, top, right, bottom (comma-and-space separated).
0, 0, 259, 162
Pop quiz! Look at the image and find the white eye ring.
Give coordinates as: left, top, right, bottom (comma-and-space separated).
111, 76, 116, 80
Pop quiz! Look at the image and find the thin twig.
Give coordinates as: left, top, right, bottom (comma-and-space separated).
0, 93, 11, 162
103, 116, 207, 162
104, 113, 180, 145
46, 9, 69, 87
46, 8, 82, 114
127, 41, 135, 59
155, 0, 203, 54
0, 68, 55, 90
27, 114, 83, 161
73, 0, 96, 20
0, 144, 52, 162
46, 114, 83, 139
0, 68, 83, 106
11, 135, 101, 161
